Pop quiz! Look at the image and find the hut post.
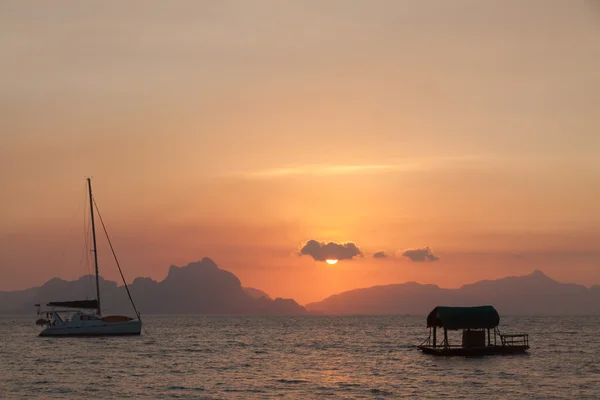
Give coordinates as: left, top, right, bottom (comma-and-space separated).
433, 326, 437, 348
487, 328, 490, 346
428, 327, 431, 345
443, 328, 448, 348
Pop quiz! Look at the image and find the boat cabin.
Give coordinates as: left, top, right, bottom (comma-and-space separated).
35, 301, 101, 328
418, 305, 529, 356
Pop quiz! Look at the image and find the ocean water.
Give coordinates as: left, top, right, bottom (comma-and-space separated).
1, 315, 599, 399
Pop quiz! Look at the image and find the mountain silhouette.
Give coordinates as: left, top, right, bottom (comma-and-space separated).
2, 267, 598, 316
0, 258, 305, 315
306, 270, 600, 315
243, 287, 272, 300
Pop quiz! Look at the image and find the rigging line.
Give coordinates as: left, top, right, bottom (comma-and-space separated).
92, 198, 141, 321
86, 195, 94, 299
85, 220, 91, 299
80, 182, 92, 300
80, 217, 88, 300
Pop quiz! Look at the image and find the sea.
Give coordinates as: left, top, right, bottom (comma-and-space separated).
1, 315, 599, 399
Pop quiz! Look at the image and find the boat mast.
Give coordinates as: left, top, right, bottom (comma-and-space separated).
87, 178, 102, 316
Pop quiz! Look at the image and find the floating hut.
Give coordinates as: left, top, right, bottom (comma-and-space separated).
417, 305, 529, 356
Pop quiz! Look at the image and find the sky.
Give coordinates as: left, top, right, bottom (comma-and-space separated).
1, 0, 599, 304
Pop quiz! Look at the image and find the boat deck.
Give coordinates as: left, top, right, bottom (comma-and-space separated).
418, 344, 529, 356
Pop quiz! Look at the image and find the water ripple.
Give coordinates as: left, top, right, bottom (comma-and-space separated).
1, 315, 599, 399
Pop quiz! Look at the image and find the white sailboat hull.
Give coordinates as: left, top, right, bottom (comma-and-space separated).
39, 319, 141, 337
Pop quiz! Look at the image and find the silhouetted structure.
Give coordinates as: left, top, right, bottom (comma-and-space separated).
36, 178, 142, 336
417, 305, 529, 356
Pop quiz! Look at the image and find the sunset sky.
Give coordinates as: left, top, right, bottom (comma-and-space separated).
1, 0, 599, 304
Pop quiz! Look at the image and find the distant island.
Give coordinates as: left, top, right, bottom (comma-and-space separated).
1, 259, 598, 315
0, 258, 305, 316
306, 270, 600, 315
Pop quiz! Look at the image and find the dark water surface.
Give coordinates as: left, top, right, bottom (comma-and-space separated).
1, 316, 599, 399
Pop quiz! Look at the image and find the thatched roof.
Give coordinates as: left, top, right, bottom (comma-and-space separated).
426, 306, 500, 330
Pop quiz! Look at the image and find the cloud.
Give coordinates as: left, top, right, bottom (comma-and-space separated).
299, 240, 363, 262
401, 247, 439, 262
231, 156, 490, 179
236, 164, 400, 178
372, 251, 389, 259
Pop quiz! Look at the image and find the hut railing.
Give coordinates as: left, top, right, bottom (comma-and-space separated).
499, 333, 529, 347
495, 328, 529, 347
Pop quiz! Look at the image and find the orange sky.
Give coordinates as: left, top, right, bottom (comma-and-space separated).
1, 1, 599, 304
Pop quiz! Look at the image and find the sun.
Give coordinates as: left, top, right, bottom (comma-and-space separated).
326, 259, 338, 265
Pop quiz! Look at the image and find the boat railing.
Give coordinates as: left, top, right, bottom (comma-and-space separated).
421, 343, 479, 349
495, 328, 528, 347
421, 326, 530, 349
499, 333, 529, 347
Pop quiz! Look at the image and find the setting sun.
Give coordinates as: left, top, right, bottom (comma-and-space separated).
326, 259, 338, 265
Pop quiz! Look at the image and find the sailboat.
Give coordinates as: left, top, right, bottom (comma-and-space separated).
35, 178, 142, 337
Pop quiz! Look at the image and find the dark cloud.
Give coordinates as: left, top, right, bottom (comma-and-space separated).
372, 251, 389, 259
299, 240, 363, 262
401, 247, 439, 262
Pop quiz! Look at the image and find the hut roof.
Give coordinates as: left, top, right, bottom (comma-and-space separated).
426, 306, 500, 330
